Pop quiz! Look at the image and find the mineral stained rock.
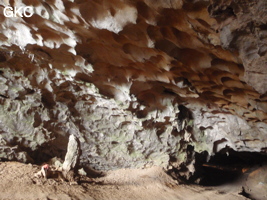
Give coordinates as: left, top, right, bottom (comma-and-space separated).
0, 0, 266, 176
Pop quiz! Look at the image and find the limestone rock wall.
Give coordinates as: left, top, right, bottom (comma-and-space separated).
209, 0, 267, 94
0, 0, 266, 173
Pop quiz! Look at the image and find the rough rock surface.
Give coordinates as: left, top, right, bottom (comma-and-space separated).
63, 134, 79, 172
0, 0, 266, 177
209, 0, 267, 94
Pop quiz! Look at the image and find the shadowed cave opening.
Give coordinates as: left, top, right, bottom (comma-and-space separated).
195, 149, 267, 186
168, 147, 267, 188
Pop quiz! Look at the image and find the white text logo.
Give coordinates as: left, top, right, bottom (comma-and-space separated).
4, 6, 34, 18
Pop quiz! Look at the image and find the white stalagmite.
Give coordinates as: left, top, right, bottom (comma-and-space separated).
62, 134, 79, 172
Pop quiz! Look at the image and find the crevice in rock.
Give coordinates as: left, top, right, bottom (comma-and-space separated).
177, 105, 193, 132
238, 187, 255, 200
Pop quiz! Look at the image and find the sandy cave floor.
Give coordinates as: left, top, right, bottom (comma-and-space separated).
0, 162, 251, 200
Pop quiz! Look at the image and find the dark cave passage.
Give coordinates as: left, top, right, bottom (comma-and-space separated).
168, 148, 267, 189
196, 149, 267, 186
199, 163, 242, 186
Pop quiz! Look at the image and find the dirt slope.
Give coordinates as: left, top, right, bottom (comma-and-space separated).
0, 162, 249, 200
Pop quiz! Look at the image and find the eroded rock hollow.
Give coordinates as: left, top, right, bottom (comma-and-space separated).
0, 0, 266, 182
